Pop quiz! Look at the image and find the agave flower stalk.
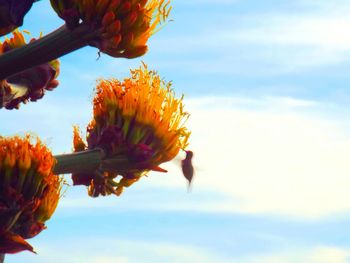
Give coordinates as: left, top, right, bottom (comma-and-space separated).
0, 25, 74, 80
53, 64, 190, 197
0, 0, 171, 81
0, 30, 60, 109
53, 148, 104, 175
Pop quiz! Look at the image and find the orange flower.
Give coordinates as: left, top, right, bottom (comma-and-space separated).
0, 136, 62, 254
50, 0, 171, 58
0, 30, 60, 109
73, 64, 190, 197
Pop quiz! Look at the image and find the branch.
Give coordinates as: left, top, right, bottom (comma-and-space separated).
0, 24, 96, 80
53, 149, 104, 175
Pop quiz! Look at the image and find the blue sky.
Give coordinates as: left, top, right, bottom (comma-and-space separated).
4, 0, 350, 262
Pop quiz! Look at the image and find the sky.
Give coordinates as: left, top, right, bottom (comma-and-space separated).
3, 0, 350, 262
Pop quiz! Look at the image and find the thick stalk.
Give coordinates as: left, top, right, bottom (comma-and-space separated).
0, 24, 96, 79
53, 149, 104, 174
0, 254, 4, 263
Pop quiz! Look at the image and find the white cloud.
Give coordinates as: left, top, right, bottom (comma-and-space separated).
181, 96, 350, 219
234, 16, 350, 49
310, 247, 350, 263
48, 95, 350, 219
148, 1, 350, 74
230, 15, 350, 68
9, 238, 228, 263
176, 0, 239, 4
154, 15, 350, 54
246, 246, 350, 263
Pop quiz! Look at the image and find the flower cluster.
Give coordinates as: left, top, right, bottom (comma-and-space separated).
73, 64, 190, 197
0, 136, 61, 254
50, 0, 171, 58
0, 0, 193, 258
0, 30, 60, 109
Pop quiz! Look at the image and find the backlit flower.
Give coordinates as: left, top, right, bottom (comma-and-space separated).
0, 30, 60, 109
0, 135, 61, 254
50, 0, 171, 58
73, 64, 190, 197
0, 0, 36, 36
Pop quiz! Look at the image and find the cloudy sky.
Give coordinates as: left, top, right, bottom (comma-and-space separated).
4, 0, 350, 262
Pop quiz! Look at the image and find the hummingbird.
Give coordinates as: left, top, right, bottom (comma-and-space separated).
181, 150, 194, 189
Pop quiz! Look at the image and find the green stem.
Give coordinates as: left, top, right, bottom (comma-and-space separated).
0, 254, 5, 263
53, 149, 104, 175
0, 24, 96, 80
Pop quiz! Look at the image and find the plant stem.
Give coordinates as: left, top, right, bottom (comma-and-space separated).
0, 24, 95, 79
53, 149, 104, 175
0, 254, 5, 263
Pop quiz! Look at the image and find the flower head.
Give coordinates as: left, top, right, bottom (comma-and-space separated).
0, 135, 61, 254
50, 0, 171, 58
73, 64, 190, 197
0, 0, 36, 36
0, 30, 60, 109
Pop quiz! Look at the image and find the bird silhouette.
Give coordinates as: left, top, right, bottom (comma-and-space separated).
181, 150, 194, 190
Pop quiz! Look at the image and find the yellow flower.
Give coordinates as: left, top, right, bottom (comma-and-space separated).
0, 30, 60, 109
50, 0, 171, 58
0, 136, 62, 254
73, 64, 190, 197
